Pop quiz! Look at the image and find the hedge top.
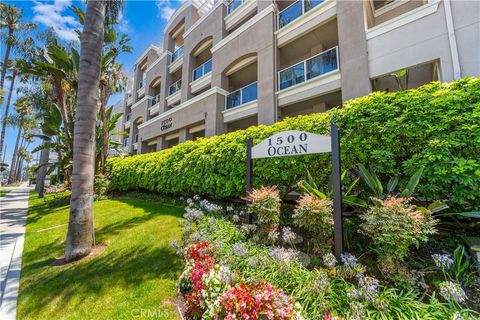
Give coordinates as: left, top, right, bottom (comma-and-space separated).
108, 77, 480, 210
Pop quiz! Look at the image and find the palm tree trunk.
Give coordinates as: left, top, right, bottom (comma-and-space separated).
0, 70, 16, 156
0, 30, 13, 92
36, 147, 50, 197
8, 126, 21, 184
66, 0, 106, 262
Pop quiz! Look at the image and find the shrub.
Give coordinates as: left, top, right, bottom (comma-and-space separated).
94, 174, 110, 198
108, 78, 480, 210
293, 194, 333, 240
49, 173, 57, 185
246, 186, 281, 243
360, 197, 437, 264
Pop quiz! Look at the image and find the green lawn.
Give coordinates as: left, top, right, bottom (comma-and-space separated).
0, 190, 11, 197
18, 192, 184, 320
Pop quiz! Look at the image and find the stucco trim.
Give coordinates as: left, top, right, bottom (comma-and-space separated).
276, 70, 341, 106
211, 4, 275, 53
169, 55, 184, 73
222, 100, 258, 123
145, 51, 169, 73
136, 86, 146, 99
124, 121, 131, 129
131, 96, 148, 110
149, 104, 160, 116
138, 87, 229, 129
190, 72, 212, 93
166, 91, 182, 106
366, 0, 440, 40
224, 0, 257, 31
164, 0, 193, 33
135, 44, 161, 64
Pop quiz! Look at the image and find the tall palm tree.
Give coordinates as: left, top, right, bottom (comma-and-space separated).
66, 0, 123, 262
0, 3, 35, 92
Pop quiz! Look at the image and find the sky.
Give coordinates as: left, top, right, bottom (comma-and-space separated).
1, 0, 184, 168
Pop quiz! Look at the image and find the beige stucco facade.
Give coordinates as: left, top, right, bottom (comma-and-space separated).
120, 0, 479, 154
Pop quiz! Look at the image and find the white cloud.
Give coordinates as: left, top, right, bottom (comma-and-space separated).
155, 0, 182, 21
116, 11, 132, 34
32, 0, 80, 42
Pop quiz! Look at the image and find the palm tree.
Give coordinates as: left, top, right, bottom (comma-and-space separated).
66, 0, 123, 262
0, 3, 35, 92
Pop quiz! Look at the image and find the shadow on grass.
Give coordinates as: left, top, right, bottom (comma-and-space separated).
20, 244, 182, 315
19, 195, 185, 317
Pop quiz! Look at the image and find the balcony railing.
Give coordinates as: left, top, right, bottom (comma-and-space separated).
278, 0, 325, 29
123, 138, 129, 147
150, 94, 161, 107
225, 81, 257, 110
138, 79, 146, 89
278, 46, 338, 91
125, 113, 131, 121
171, 46, 184, 63
192, 59, 212, 81
168, 79, 182, 96
227, 0, 244, 15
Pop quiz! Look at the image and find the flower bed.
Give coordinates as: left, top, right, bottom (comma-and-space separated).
174, 197, 478, 319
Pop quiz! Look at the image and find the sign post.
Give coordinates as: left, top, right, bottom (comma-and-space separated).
245, 123, 344, 258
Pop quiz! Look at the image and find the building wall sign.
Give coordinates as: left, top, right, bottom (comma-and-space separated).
251, 130, 331, 159
160, 117, 173, 131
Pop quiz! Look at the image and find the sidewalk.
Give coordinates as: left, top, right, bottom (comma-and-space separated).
0, 184, 31, 320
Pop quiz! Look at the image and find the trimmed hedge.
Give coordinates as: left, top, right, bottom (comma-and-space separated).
108, 78, 480, 210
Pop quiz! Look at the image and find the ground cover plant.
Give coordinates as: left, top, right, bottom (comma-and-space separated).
0, 189, 11, 197
174, 192, 479, 319
18, 192, 184, 320
108, 77, 480, 210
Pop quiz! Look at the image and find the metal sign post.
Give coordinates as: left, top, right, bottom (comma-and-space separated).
245, 123, 344, 258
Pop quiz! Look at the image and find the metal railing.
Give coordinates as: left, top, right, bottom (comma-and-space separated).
168, 79, 182, 96
278, 0, 325, 29
171, 46, 184, 63
227, 0, 244, 15
192, 59, 212, 81
278, 46, 338, 90
150, 94, 161, 107
225, 81, 257, 110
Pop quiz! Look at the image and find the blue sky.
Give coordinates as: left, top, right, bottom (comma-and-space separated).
1, 0, 183, 168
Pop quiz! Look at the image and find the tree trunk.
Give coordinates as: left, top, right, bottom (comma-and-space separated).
36, 147, 50, 197
16, 158, 23, 182
0, 70, 16, 157
8, 126, 21, 184
0, 29, 13, 93
65, 0, 105, 262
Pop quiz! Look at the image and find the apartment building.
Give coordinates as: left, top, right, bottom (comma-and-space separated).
121, 0, 480, 154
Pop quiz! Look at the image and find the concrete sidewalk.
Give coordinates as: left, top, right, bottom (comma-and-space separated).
0, 185, 31, 320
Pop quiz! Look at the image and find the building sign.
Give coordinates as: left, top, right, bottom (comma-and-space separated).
160, 117, 173, 131
251, 130, 331, 159
246, 124, 344, 259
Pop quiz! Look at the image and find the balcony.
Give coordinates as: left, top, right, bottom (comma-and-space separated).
193, 59, 212, 81
225, 0, 257, 31
126, 92, 133, 106
279, 46, 338, 90
124, 113, 131, 129
278, 0, 326, 29
149, 94, 161, 116
277, 46, 340, 106
227, 0, 244, 15
171, 46, 184, 62
137, 79, 146, 98
225, 81, 257, 110
166, 79, 182, 106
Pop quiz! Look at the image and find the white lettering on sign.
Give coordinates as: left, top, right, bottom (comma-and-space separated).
251, 130, 331, 159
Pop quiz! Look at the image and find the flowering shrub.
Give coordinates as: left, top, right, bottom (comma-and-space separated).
210, 281, 303, 320
246, 186, 281, 243
360, 197, 437, 263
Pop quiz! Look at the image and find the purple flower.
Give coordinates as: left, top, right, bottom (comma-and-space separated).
432, 253, 454, 270
439, 281, 467, 303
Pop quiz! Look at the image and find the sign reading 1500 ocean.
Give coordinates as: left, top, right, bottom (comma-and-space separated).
246, 123, 344, 259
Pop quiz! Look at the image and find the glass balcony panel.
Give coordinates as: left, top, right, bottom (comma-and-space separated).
278, 1, 303, 28
138, 79, 145, 89
306, 48, 338, 80
241, 82, 257, 104
169, 80, 182, 96
126, 113, 131, 121
226, 91, 241, 109
192, 59, 212, 81
171, 46, 184, 63
193, 66, 203, 81
203, 59, 212, 74
304, 0, 324, 13
279, 63, 305, 90
151, 94, 160, 106
227, 0, 243, 15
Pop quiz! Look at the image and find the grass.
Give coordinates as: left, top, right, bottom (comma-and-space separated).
0, 189, 11, 197
17, 192, 185, 320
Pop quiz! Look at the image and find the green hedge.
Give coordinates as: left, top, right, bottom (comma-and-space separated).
108, 78, 480, 210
